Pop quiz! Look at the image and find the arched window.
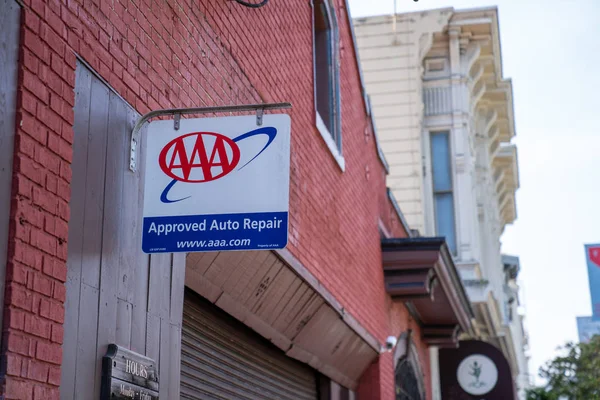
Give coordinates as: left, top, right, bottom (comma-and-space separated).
395, 357, 422, 400
393, 331, 425, 400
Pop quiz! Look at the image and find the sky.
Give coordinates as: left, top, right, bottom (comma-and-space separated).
348, 0, 600, 386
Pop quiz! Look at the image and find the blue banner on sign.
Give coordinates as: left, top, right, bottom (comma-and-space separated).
142, 212, 288, 253
585, 244, 600, 321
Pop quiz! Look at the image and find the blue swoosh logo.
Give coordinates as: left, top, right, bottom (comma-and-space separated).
233, 127, 277, 170
160, 178, 191, 203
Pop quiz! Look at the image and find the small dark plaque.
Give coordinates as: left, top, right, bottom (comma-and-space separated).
109, 377, 159, 400
101, 344, 159, 400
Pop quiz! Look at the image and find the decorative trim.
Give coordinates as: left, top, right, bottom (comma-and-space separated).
381, 237, 475, 344
423, 86, 452, 116
425, 58, 448, 74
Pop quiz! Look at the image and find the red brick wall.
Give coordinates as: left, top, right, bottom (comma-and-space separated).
2, 0, 428, 398
2, 0, 74, 397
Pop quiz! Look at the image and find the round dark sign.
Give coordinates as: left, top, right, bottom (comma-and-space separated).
439, 340, 516, 400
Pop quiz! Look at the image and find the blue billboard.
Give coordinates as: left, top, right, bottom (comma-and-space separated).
585, 244, 600, 320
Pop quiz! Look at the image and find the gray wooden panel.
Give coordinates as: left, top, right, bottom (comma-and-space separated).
74, 283, 100, 398
158, 317, 171, 398
145, 314, 161, 368
168, 323, 182, 400
78, 77, 109, 400
81, 78, 110, 289
95, 91, 128, 399
170, 253, 186, 324
147, 253, 171, 317
61, 64, 92, 400
0, 0, 20, 339
116, 299, 133, 348
128, 121, 149, 355
117, 115, 143, 304
63, 62, 185, 400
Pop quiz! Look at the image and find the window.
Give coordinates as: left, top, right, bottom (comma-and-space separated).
393, 334, 424, 400
313, 0, 343, 167
395, 358, 423, 400
430, 132, 457, 254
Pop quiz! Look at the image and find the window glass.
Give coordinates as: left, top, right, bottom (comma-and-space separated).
395, 358, 423, 400
435, 193, 457, 254
430, 132, 452, 192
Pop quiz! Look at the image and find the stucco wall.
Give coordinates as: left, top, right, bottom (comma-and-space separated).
354, 10, 452, 235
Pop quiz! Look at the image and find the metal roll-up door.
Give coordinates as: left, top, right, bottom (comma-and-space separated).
181, 290, 318, 400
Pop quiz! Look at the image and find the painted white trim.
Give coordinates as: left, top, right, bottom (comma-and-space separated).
316, 112, 345, 171
422, 128, 435, 236
378, 218, 391, 239
430, 346, 442, 400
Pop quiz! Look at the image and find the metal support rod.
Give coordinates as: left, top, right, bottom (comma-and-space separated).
129, 102, 292, 171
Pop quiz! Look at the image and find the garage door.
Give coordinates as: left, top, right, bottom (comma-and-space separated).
181, 290, 318, 400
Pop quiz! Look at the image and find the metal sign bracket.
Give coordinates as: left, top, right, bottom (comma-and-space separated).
129, 102, 292, 171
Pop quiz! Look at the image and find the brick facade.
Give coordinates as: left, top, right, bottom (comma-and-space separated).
2, 0, 430, 398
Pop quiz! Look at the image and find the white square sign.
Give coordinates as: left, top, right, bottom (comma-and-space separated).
141, 114, 290, 253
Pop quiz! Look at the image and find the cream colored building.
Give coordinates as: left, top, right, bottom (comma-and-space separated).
354, 7, 531, 399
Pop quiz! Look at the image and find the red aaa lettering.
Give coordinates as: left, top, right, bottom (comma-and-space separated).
159, 132, 240, 183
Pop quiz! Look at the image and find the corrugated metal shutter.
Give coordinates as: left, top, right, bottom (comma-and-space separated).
181, 290, 318, 400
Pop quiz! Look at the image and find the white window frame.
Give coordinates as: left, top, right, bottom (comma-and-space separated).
427, 129, 458, 255
311, 0, 345, 171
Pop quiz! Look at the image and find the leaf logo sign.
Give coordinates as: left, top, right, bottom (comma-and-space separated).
457, 355, 498, 396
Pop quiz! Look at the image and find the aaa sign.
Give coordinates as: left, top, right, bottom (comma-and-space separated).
142, 115, 291, 254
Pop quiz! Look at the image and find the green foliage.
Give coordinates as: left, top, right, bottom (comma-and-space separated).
526, 386, 556, 400
526, 336, 600, 400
